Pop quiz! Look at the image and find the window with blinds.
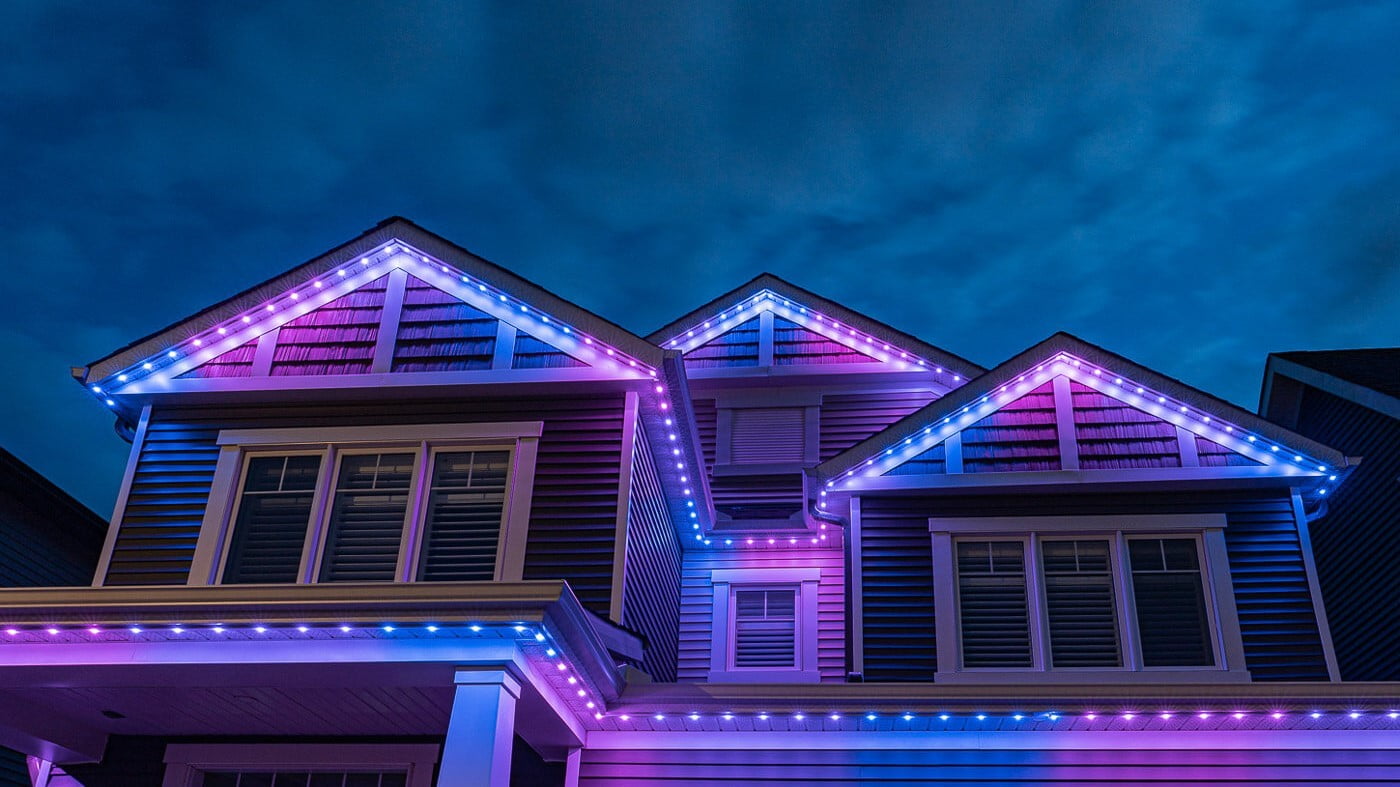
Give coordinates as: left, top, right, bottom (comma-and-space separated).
732, 588, 797, 668
729, 407, 806, 464
416, 450, 510, 581
201, 771, 407, 787
956, 541, 1033, 668
1129, 538, 1214, 667
1041, 540, 1122, 667
223, 455, 322, 584
318, 453, 415, 582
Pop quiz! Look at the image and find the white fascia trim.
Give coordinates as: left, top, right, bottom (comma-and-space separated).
216, 421, 544, 446
711, 567, 822, 584
929, 514, 1228, 534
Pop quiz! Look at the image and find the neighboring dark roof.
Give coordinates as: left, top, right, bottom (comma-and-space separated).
646, 272, 986, 379
0, 445, 106, 535
819, 331, 1353, 482
1273, 349, 1400, 400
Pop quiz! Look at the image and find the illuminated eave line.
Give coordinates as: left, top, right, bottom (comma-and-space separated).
824, 353, 1338, 498
662, 289, 970, 383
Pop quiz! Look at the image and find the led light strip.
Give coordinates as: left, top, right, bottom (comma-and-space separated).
825, 352, 1338, 498
600, 708, 1400, 727
662, 290, 973, 383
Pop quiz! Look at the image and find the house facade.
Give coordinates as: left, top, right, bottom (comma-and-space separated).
0, 218, 1393, 786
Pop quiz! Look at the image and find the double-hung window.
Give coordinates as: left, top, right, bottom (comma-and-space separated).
191, 423, 540, 585
931, 515, 1246, 681
707, 568, 821, 682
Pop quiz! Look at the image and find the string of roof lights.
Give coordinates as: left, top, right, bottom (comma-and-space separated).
662, 289, 976, 384
822, 352, 1339, 501
80, 240, 707, 532
4, 622, 1392, 730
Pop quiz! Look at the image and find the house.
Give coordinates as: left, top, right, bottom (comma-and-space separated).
0, 447, 108, 786
0, 217, 1392, 786
1260, 348, 1400, 681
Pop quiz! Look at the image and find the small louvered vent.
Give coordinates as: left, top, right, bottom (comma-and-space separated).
318, 452, 413, 582
1041, 540, 1121, 667
956, 541, 1032, 668
417, 451, 509, 581
730, 408, 805, 464
1130, 538, 1214, 666
223, 455, 321, 584
734, 589, 797, 668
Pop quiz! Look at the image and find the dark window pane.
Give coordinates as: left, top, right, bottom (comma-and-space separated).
343, 774, 380, 787
308, 774, 345, 787
201, 774, 240, 787
319, 453, 414, 582
379, 774, 407, 787
418, 451, 509, 582
237, 774, 274, 787
272, 774, 310, 787
1130, 538, 1213, 667
733, 588, 797, 668
223, 455, 321, 584
1041, 540, 1121, 668
956, 541, 1032, 668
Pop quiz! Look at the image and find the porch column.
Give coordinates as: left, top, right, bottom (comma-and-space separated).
437, 669, 522, 787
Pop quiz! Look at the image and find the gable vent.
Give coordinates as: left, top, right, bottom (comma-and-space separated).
730, 408, 806, 464
734, 589, 797, 668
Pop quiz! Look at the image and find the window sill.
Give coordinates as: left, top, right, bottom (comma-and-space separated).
934, 668, 1251, 685
707, 669, 821, 684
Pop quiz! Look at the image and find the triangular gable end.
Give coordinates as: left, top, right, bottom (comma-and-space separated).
100, 241, 653, 394
841, 352, 1329, 488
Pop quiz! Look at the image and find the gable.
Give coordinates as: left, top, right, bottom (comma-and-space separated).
824, 347, 1339, 495
649, 276, 982, 384
97, 244, 655, 394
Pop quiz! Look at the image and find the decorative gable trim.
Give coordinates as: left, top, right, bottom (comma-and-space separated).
648, 274, 982, 383
819, 336, 1350, 501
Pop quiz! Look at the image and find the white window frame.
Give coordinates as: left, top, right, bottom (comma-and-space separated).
161, 743, 439, 787
189, 422, 542, 585
930, 514, 1249, 684
707, 567, 821, 683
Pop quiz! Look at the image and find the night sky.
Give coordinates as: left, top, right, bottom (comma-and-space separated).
3, 2, 1398, 514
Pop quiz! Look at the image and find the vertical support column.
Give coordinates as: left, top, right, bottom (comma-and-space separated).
252, 327, 280, 376
758, 309, 775, 367
438, 669, 522, 787
1051, 375, 1079, 471
944, 432, 963, 474
1176, 426, 1201, 467
370, 267, 409, 374
930, 530, 959, 676
563, 748, 582, 787
492, 322, 518, 370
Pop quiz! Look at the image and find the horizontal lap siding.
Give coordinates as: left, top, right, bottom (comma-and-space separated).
1289, 385, 1400, 681
819, 391, 938, 461
622, 422, 682, 681
858, 491, 1328, 681
678, 548, 845, 682
578, 746, 1400, 785
105, 397, 627, 616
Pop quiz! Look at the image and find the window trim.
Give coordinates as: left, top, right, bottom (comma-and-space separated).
161, 743, 439, 787
707, 567, 821, 683
930, 514, 1249, 684
190, 422, 542, 586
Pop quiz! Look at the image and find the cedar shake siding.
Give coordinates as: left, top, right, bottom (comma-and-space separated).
621, 420, 682, 682
857, 490, 1331, 681
105, 395, 629, 616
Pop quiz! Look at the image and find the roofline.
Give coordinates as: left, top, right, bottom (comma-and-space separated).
1262, 352, 1400, 422
0, 445, 107, 534
80, 217, 667, 384
645, 272, 985, 378
819, 331, 1352, 481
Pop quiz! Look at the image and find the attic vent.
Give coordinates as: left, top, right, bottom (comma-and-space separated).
956, 541, 1032, 668
734, 589, 797, 668
730, 408, 806, 464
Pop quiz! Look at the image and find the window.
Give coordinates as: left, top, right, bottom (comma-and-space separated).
733, 589, 797, 668
930, 515, 1244, 680
707, 567, 820, 682
191, 423, 540, 586
163, 744, 437, 787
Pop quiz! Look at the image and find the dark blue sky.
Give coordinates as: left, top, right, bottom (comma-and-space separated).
3, 1, 1398, 513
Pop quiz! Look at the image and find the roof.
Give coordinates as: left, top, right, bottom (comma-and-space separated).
1273, 348, 1400, 400
80, 217, 669, 385
0, 445, 106, 536
646, 272, 985, 380
818, 332, 1353, 486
